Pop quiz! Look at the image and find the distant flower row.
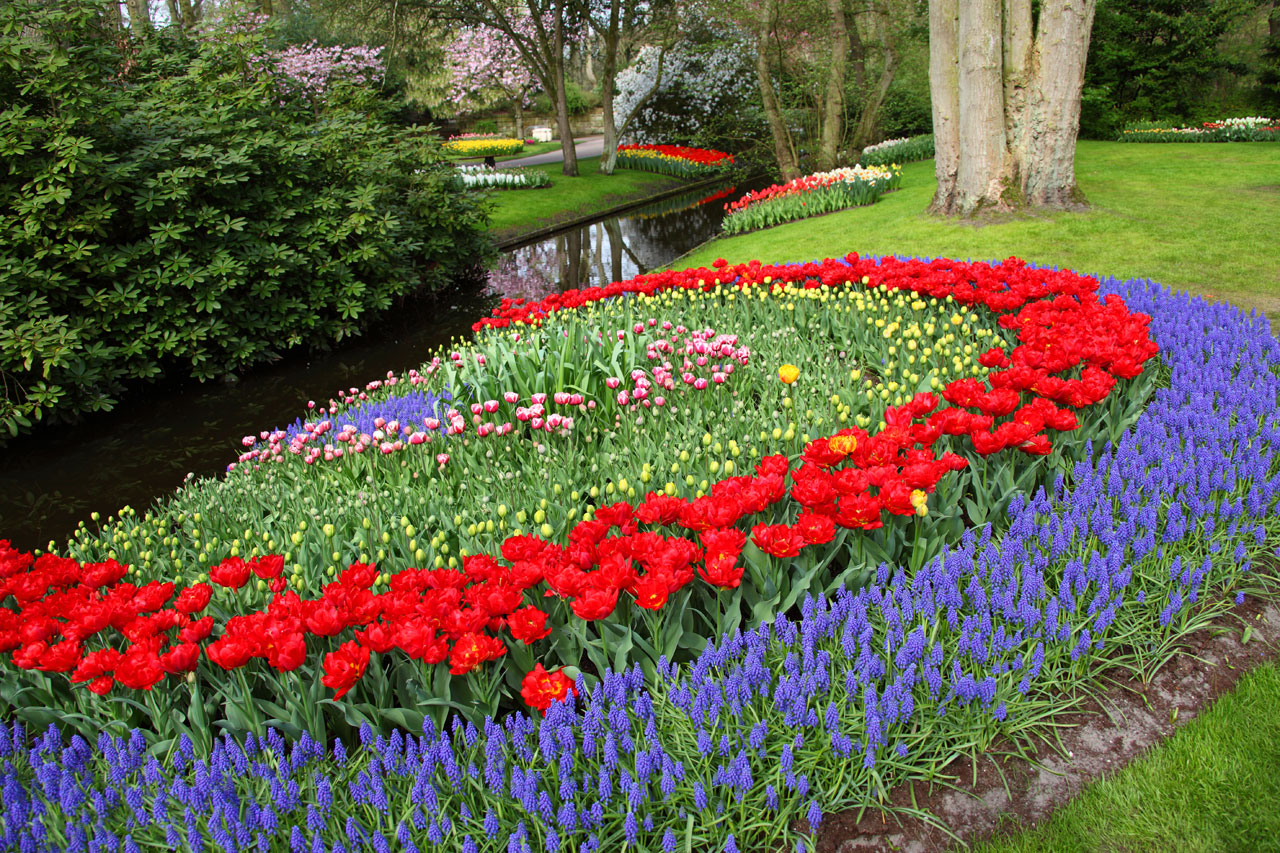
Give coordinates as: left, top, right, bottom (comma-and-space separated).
721, 166, 902, 235
443, 137, 526, 158
858, 134, 935, 167
616, 144, 736, 178
1121, 117, 1280, 142
453, 165, 552, 190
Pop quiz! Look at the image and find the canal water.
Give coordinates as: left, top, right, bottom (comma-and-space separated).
0, 178, 767, 551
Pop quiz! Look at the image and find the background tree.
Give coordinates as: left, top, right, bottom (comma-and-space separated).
402, 0, 586, 176
445, 23, 540, 139
928, 0, 1095, 217
1082, 0, 1259, 136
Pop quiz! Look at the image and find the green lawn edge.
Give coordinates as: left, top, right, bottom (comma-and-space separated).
483, 155, 690, 237
968, 660, 1280, 853
672, 141, 1280, 327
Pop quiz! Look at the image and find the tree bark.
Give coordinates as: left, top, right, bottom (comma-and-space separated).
551, 7, 579, 177
815, 0, 851, 171
513, 101, 525, 140
929, 0, 1095, 217
755, 28, 801, 180
929, 0, 960, 214
598, 0, 622, 175
849, 41, 899, 152
125, 0, 150, 34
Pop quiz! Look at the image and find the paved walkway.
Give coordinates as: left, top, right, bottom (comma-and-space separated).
503, 135, 605, 167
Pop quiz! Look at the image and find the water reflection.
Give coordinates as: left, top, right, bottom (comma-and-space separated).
488, 181, 761, 298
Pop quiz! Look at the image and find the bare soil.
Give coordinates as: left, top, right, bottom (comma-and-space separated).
813, 597, 1280, 853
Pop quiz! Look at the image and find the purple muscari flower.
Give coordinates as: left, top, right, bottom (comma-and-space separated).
725, 834, 740, 853
663, 828, 678, 852
806, 800, 823, 831
624, 811, 639, 847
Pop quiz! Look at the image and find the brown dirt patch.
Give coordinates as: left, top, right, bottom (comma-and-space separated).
813, 597, 1280, 853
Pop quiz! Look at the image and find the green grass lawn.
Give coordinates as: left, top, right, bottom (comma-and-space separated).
484, 156, 687, 235
676, 142, 1280, 326
969, 662, 1280, 853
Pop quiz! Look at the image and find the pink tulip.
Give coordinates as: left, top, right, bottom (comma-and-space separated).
504, 391, 520, 403
694, 378, 708, 390
483, 399, 500, 413
436, 454, 449, 465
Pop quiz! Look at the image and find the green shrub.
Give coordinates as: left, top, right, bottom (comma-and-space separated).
0, 1, 491, 440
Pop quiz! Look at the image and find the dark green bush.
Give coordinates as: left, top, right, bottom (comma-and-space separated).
0, 1, 491, 440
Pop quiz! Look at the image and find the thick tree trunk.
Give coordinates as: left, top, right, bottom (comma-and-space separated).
513, 101, 525, 140
1022, 0, 1094, 207
598, 0, 621, 175
552, 10, 579, 177
816, 0, 851, 171
929, 0, 961, 214
125, 0, 150, 34
929, 0, 1094, 217
755, 32, 801, 180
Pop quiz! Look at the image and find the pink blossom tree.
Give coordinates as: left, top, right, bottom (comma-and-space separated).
446, 24, 539, 140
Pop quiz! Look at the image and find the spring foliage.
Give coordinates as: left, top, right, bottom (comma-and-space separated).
0, 1, 490, 441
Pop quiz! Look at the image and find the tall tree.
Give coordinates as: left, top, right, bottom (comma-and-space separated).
445, 23, 539, 139
592, 0, 676, 174
928, 0, 1096, 216
409, 0, 584, 176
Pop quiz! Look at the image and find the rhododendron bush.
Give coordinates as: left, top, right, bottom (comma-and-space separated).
1, 254, 1165, 751
2, 257, 1277, 853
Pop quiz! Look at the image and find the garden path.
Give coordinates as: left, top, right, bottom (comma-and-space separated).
503, 135, 604, 166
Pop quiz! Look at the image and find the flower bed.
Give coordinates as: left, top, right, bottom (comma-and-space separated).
1120, 117, 1280, 142
616, 144, 735, 178
3, 256, 1278, 852
453, 165, 552, 190
443, 137, 526, 158
721, 166, 902, 235
858, 134, 935, 167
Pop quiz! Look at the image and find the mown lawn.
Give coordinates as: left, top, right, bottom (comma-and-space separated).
969, 661, 1280, 853
676, 141, 1280, 326
484, 155, 688, 235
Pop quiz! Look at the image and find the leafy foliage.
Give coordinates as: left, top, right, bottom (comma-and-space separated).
0, 1, 491, 440
1082, 0, 1261, 137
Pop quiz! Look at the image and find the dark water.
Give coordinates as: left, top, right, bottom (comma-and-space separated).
0, 178, 766, 551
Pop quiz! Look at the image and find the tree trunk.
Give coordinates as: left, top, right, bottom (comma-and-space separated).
598, 0, 621, 175
929, 0, 961, 213
552, 8, 579, 177
513, 101, 525, 140
755, 31, 801, 180
850, 44, 899, 153
929, 0, 1094, 217
125, 0, 150, 34
815, 0, 851, 171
